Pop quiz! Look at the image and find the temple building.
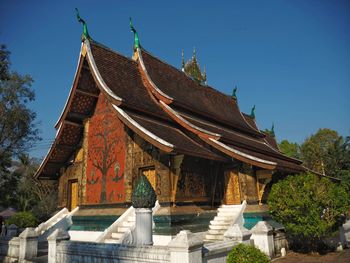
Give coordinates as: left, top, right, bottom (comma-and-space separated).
35, 16, 304, 240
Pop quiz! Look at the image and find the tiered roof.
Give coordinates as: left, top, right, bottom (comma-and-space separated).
35, 24, 304, 179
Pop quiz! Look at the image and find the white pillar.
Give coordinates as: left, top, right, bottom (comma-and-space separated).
19, 227, 38, 261
168, 230, 203, 263
251, 221, 274, 258
47, 228, 70, 263
135, 208, 153, 246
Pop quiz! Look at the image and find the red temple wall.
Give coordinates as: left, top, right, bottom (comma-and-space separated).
85, 94, 126, 204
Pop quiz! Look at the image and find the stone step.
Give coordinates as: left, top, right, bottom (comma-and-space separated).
213, 215, 234, 221
214, 215, 235, 221
204, 234, 224, 240
217, 209, 238, 214
111, 232, 124, 239
128, 216, 135, 222
217, 211, 239, 216
209, 224, 230, 230
221, 204, 242, 208
104, 238, 120, 244
122, 221, 134, 227
117, 227, 130, 233
218, 207, 241, 212
210, 220, 231, 226
207, 229, 226, 235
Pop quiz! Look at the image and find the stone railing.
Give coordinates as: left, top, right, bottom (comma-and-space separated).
96, 200, 161, 243
48, 224, 283, 263
95, 205, 135, 243
233, 200, 247, 226
35, 207, 68, 235
50, 228, 170, 263
37, 206, 79, 242
203, 240, 237, 263
49, 228, 237, 263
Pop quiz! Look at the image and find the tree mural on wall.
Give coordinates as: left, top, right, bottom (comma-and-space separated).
87, 95, 125, 203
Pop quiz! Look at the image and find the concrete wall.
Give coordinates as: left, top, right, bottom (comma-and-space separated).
56, 241, 170, 263
203, 240, 236, 263
0, 237, 20, 262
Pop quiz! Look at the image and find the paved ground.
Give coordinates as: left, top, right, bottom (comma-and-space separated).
273, 249, 350, 263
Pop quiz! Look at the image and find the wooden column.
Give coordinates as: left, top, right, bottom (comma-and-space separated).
170, 155, 184, 205
224, 170, 241, 205
256, 170, 273, 205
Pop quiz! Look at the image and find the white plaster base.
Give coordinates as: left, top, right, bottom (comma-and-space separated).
153, 235, 174, 246
68, 231, 103, 242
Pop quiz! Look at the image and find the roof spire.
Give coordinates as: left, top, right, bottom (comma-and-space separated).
75, 8, 90, 40
203, 65, 207, 84
271, 123, 275, 137
193, 47, 196, 60
231, 86, 238, 100
130, 17, 141, 50
181, 49, 185, 72
250, 105, 256, 119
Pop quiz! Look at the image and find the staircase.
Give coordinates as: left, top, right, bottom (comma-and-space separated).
204, 200, 246, 242
35, 207, 79, 241
104, 213, 136, 244
97, 201, 160, 244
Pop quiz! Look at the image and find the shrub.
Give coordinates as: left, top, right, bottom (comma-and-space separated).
5, 211, 37, 228
226, 243, 270, 263
268, 172, 349, 252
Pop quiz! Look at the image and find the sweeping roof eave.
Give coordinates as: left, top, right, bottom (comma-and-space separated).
137, 48, 264, 138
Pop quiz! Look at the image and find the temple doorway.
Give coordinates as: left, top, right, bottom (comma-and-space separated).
68, 180, 78, 211
224, 170, 241, 205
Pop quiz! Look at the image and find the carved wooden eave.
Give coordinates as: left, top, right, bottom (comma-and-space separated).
55, 42, 85, 129
241, 112, 261, 134
158, 101, 221, 140
137, 49, 296, 170
84, 39, 123, 106
137, 48, 264, 138
35, 121, 83, 178
136, 48, 174, 104
112, 104, 174, 153
205, 138, 277, 170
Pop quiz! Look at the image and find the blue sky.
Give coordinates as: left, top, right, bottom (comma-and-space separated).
1, 0, 349, 159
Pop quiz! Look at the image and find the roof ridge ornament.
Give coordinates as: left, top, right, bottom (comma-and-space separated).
75, 8, 90, 40
271, 123, 275, 137
250, 105, 256, 119
232, 86, 238, 100
181, 49, 185, 72
130, 17, 141, 50
183, 48, 207, 85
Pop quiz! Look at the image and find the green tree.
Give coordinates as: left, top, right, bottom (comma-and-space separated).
268, 172, 349, 252
300, 129, 350, 178
6, 211, 37, 228
0, 44, 40, 208
14, 154, 41, 211
278, 140, 300, 159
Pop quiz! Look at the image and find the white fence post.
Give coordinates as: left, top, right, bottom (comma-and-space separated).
19, 227, 38, 261
251, 221, 274, 258
168, 230, 203, 263
47, 228, 70, 263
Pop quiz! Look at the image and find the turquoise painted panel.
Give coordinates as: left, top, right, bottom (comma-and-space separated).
70, 215, 119, 231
